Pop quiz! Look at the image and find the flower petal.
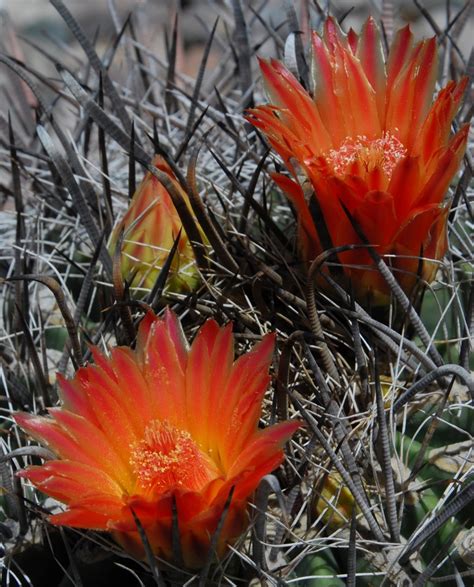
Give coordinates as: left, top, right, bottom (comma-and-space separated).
356, 17, 386, 122
216, 334, 276, 470
353, 190, 398, 247
415, 124, 469, 208
386, 38, 438, 146
186, 320, 234, 451
413, 78, 468, 164
48, 408, 133, 489
405, 37, 438, 149
14, 310, 302, 568
347, 28, 358, 54
79, 365, 138, 450
15, 412, 102, 469
20, 460, 122, 499
392, 205, 449, 290
393, 204, 447, 257
389, 156, 422, 219
79, 353, 148, 438
50, 508, 113, 530
271, 173, 320, 261
56, 372, 98, 427
259, 58, 332, 152
223, 369, 272, 462
89, 346, 117, 382
386, 25, 414, 95
311, 31, 347, 144
163, 307, 189, 369
226, 421, 300, 498
185, 322, 211, 443
143, 320, 187, 426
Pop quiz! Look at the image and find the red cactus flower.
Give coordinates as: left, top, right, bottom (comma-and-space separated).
109, 155, 202, 295
247, 17, 469, 306
15, 310, 299, 568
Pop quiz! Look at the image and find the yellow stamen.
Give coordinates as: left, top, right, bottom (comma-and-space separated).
129, 420, 218, 493
326, 132, 407, 178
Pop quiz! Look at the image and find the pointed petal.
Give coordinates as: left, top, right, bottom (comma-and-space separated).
178, 500, 247, 568
246, 105, 315, 170
20, 461, 122, 507
186, 320, 234, 450
356, 17, 386, 120
143, 320, 187, 426
14, 412, 101, 468
163, 307, 188, 370
311, 31, 347, 144
306, 173, 362, 250
393, 204, 445, 255
353, 191, 398, 247
415, 124, 469, 208
113, 523, 173, 564
89, 346, 117, 382
386, 38, 438, 145
49, 508, 112, 530
406, 37, 438, 148
224, 370, 272, 462
340, 44, 381, 136
20, 460, 122, 498
48, 408, 133, 489
135, 311, 157, 362
313, 21, 380, 141
418, 207, 450, 283
116, 493, 174, 529
185, 322, 211, 443
413, 78, 468, 164
206, 323, 234, 430
271, 173, 319, 261
323, 17, 349, 51
216, 334, 276, 470
386, 25, 414, 94
226, 421, 300, 498
79, 365, 138, 450
174, 489, 210, 524
258, 58, 332, 152
391, 205, 448, 290
388, 156, 422, 219
347, 28, 358, 54
49, 494, 125, 528
56, 372, 98, 426
20, 468, 91, 503
108, 347, 156, 431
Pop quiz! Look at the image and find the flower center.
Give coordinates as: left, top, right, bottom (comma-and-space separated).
129, 420, 219, 493
325, 132, 407, 178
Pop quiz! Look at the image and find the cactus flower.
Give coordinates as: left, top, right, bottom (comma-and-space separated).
247, 17, 469, 306
15, 309, 299, 569
110, 155, 202, 295
313, 474, 356, 530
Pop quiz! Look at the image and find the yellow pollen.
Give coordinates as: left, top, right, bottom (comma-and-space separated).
129, 420, 218, 493
325, 132, 407, 178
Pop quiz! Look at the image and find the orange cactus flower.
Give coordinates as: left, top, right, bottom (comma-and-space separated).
247, 17, 469, 306
15, 310, 299, 569
109, 155, 202, 295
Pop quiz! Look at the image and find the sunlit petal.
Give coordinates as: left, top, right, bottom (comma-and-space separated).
15, 310, 299, 569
